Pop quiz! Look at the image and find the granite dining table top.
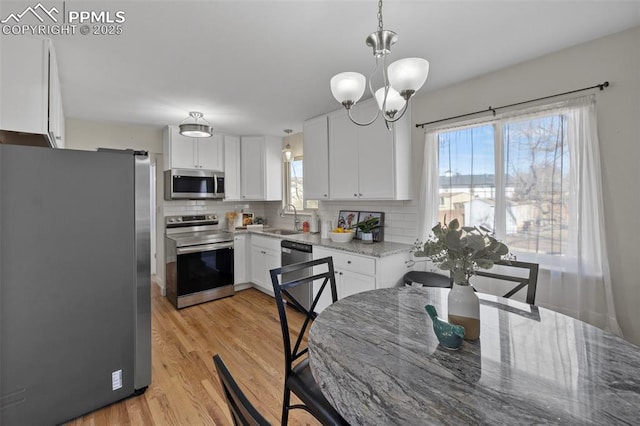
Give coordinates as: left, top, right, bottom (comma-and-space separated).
308, 287, 640, 425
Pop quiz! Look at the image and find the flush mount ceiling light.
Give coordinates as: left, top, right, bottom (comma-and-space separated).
179, 112, 213, 138
282, 129, 293, 162
330, 0, 429, 128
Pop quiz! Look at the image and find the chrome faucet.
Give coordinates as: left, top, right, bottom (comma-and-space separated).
281, 203, 300, 231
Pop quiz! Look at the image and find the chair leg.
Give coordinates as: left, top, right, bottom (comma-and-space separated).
281, 387, 291, 426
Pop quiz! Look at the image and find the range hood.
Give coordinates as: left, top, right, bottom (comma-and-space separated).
0, 130, 53, 148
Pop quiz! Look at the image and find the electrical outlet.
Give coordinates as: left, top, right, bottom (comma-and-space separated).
112, 369, 122, 391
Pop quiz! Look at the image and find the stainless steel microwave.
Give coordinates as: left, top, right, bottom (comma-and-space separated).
164, 169, 224, 200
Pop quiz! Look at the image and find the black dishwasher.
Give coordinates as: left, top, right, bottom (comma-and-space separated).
281, 240, 313, 311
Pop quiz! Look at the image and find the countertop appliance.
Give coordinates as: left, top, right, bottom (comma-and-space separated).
281, 240, 314, 311
165, 215, 234, 309
164, 169, 224, 200
0, 145, 151, 425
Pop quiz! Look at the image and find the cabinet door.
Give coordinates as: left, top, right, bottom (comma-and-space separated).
328, 110, 359, 200
356, 102, 396, 199
312, 247, 338, 314
250, 246, 266, 289
197, 135, 224, 171
233, 235, 248, 284
48, 45, 64, 147
263, 249, 280, 294
224, 135, 242, 201
337, 269, 376, 299
0, 37, 49, 135
168, 126, 197, 169
240, 137, 265, 200
303, 115, 330, 200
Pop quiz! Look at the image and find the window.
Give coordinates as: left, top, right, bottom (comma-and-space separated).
436, 111, 569, 257
283, 156, 318, 211
284, 157, 304, 210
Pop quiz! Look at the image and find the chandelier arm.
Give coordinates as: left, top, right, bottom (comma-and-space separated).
347, 106, 381, 127
381, 53, 390, 117
367, 56, 380, 99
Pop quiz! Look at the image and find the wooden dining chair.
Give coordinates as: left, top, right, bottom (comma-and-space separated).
213, 354, 271, 426
269, 257, 348, 426
475, 260, 539, 305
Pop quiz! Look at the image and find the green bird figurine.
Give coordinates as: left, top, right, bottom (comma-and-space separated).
425, 305, 465, 350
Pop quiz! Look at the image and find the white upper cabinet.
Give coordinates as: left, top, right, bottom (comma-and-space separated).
48, 45, 65, 148
223, 135, 242, 201
328, 109, 359, 199
163, 126, 224, 171
0, 37, 65, 147
303, 115, 330, 200
326, 98, 411, 200
240, 136, 282, 201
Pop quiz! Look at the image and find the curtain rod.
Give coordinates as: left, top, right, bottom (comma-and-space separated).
415, 81, 610, 128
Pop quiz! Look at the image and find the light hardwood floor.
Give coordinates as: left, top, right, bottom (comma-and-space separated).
66, 283, 320, 425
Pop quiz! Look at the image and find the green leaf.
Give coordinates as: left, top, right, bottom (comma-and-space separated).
445, 230, 462, 250
475, 258, 494, 269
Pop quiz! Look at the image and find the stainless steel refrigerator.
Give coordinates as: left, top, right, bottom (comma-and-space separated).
0, 145, 151, 425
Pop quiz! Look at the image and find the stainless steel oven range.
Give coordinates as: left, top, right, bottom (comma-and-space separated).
165, 214, 234, 309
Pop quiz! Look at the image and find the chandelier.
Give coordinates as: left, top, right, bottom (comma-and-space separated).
282, 129, 293, 162
330, 0, 429, 127
179, 112, 213, 138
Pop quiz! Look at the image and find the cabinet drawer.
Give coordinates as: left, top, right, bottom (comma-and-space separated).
333, 252, 375, 276
251, 234, 281, 252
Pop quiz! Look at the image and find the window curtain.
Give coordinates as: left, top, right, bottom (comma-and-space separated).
417, 95, 621, 335
417, 131, 439, 240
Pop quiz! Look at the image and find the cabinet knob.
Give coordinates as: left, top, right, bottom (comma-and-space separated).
347, 260, 351, 264
359, 193, 362, 197
339, 272, 343, 275
323, 194, 327, 197
354, 193, 358, 197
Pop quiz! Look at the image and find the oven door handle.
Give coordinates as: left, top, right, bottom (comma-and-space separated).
177, 242, 234, 255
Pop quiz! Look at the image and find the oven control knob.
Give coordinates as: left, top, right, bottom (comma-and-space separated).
168, 218, 175, 223
176, 217, 182, 222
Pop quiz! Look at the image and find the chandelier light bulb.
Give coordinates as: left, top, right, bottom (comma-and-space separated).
375, 87, 406, 118
330, 72, 366, 106
388, 58, 430, 98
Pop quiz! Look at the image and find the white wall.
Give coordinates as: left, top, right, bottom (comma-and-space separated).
65, 118, 163, 153
410, 26, 640, 345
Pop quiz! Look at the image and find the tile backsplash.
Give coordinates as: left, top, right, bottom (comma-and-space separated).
263, 200, 419, 245
162, 199, 419, 245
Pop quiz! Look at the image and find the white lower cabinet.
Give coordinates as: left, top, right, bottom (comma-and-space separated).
313, 246, 409, 313
233, 234, 249, 285
250, 235, 280, 295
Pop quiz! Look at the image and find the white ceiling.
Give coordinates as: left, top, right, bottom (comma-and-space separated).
29, 1, 640, 135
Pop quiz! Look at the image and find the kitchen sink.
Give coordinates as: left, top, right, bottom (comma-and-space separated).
267, 229, 301, 235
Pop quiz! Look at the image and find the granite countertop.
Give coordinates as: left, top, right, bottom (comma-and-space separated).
234, 227, 412, 258
308, 287, 640, 425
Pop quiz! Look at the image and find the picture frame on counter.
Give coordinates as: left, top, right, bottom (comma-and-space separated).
355, 211, 384, 242
337, 210, 358, 230
335, 210, 385, 242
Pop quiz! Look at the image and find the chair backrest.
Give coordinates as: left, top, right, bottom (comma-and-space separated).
270, 257, 338, 376
213, 354, 270, 426
475, 260, 539, 305
404, 270, 452, 288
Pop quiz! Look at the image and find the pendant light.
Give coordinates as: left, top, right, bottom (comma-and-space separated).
179, 112, 213, 138
282, 129, 293, 162
330, 0, 429, 127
